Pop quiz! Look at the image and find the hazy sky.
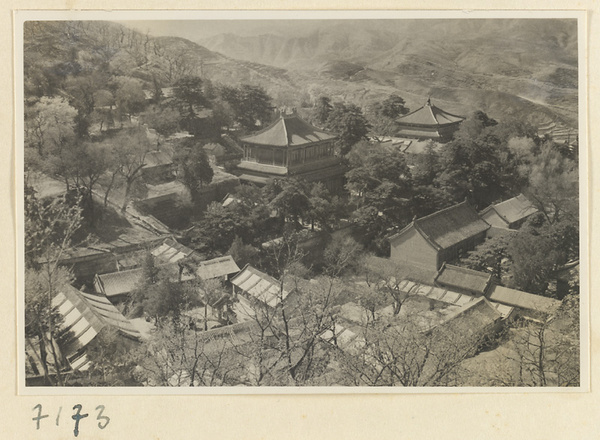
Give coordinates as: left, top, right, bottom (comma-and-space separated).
116, 20, 334, 42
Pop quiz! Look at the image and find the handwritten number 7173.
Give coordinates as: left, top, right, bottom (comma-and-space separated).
33, 404, 110, 436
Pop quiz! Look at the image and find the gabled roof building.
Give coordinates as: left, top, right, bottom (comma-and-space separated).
479, 194, 538, 230
236, 110, 346, 193
434, 263, 493, 296
396, 279, 514, 319
396, 98, 465, 142
389, 201, 490, 270
94, 268, 143, 300
196, 255, 241, 281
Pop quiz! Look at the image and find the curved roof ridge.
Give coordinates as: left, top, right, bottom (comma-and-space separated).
430, 104, 466, 122
398, 99, 465, 126
397, 103, 433, 122
239, 116, 287, 144
240, 114, 337, 148
427, 102, 437, 121
281, 115, 290, 145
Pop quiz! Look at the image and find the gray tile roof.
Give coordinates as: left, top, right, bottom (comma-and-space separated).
390, 201, 490, 250
231, 264, 289, 308
487, 285, 561, 314
397, 99, 464, 127
482, 194, 538, 226
95, 268, 142, 297
434, 264, 492, 295
240, 114, 337, 147
196, 255, 241, 280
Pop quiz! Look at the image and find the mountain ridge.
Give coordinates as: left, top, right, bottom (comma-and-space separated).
24, 19, 578, 129
198, 19, 578, 127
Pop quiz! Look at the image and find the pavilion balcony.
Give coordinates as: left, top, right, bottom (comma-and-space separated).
238, 155, 342, 177
237, 161, 289, 176
288, 156, 343, 174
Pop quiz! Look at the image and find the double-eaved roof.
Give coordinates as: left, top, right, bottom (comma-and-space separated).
240, 113, 337, 148
480, 193, 538, 228
397, 99, 465, 127
390, 201, 490, 251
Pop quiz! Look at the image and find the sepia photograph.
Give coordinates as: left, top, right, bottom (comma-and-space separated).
18, 11, 585, 390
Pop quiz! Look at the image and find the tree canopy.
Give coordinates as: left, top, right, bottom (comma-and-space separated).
345, 141, 413, 252
325, 102, 371, 156
220, 84, 273, 131
172, 138, 214, 199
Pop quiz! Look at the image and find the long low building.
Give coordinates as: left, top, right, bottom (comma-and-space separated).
434, 263, 493, 297
396, 279, 514, 319
231, 264, 292, 310
27, 286, 141, 376
398, 268, 561, 318
95, 255, 241, 300
487, 284, 561, 316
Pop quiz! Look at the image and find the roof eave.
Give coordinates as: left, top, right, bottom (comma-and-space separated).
413, 221, 442, 250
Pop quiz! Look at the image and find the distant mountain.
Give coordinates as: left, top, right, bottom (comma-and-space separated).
200, 19, 578, 127
200, 24, 401, 71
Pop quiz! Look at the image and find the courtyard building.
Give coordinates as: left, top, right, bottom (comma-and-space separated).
389, 200, 490, 270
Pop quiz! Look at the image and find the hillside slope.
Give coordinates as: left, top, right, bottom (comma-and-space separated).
24, 21, 300, 104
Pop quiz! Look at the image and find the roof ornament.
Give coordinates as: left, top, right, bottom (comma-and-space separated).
426, 96, 432, 106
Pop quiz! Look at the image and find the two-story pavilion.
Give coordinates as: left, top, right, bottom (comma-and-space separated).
236, 110, 346, 194
396, 98, 465, 142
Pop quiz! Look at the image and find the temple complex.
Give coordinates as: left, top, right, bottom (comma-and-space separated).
396, 98, 465, 142
236, 110, 346, 193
